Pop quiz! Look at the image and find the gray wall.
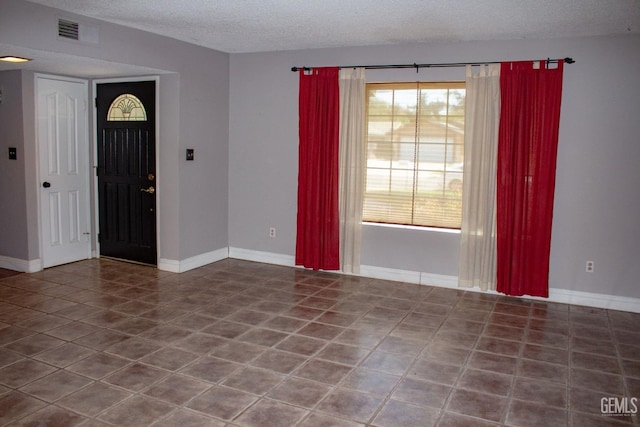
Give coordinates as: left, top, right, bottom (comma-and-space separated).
0, 0, 230, 265
0, 71, 29, 260
228, 35, 640, 299
2, 0, 639, 302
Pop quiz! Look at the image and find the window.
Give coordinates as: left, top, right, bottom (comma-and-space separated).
364, 82, 465, 229
107, 94, 147, 121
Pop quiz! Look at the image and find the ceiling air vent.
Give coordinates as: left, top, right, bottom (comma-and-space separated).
58, 19, 80, 40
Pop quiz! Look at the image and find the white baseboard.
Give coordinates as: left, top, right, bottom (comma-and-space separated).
158, 247, 228, 273
359, 265, 421, 284
229, 247, 295, 267
228, 247, 640, 313
5, 246, 636, 313
0, 256, 42, 273
545, 288, 640, 313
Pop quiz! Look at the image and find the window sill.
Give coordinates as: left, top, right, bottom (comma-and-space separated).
362, 222, 461, 234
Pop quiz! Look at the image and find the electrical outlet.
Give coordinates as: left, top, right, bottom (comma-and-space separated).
269, 227, 276, 238
586, 261, 594, 273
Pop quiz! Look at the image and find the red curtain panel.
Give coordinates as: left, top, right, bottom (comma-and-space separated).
295, 67, 341, 270
497, 60, 564, 297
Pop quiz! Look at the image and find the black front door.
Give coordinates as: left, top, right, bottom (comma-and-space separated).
96, 81, 156, 265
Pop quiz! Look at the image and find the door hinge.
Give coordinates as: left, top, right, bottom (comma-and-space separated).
94, 97, 98, 108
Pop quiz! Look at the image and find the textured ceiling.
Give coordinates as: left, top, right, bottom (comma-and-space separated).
25, 0, 640, 53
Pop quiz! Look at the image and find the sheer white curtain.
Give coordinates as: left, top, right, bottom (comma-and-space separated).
339, 68, 366, 273
458, 64, 500, 290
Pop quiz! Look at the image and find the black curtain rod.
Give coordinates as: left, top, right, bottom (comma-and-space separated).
291, 57, 574, 72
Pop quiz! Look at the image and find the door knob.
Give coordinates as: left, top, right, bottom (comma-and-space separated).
140, 186, 155, 194
42, 182, 51, 188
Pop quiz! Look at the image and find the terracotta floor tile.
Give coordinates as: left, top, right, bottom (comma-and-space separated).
176, 332, 228, 354
372, 399, 439, 427
169, 313, 218, 330
57, 382, 132, 416
1, 258, 638, 426
225, 309, 272, 325
512, 377, 567, 408
19, 370, 91, 402
237, 327, 289, 347
4, 333, 65, 356
98, 395, 174, 426
14, 404, 88, 426
139, 346, 199, 371
0, 359, 57, 388
143, 373, 211, 405
267, 377, 332, 408
392, 377, 452, 408
316, 342, 370, 365
468, 350, 518, 375
506, 399, 568, 427
0, 325, 36, 346
298, 322, 345, 340
334, 328, 386, 348
437, 411, 500, 427
73, 329, 130, 350
103, 362, 168, 392
45, 321, 99, 341
16, 314, 70, 332
0, 347, 24, 368
250, 349, 307, 374
234, 398, 308, 426
221, 366, 285, 394
0, 391, 47, 425
341, 367, 400, 396
66, 352, 130, 379
317, 388, 383, 423
105, 336, 163, 360
521, 343, 569, 365
409, 359, 462, 385
202, 319, 252, 338
179, 356, 241, 383
446, 389, 507, 423
33, 342, 95, 367
186, 385, 258, 420
421, 343, 470, 366
456, 368, 512, 396
211, 340, 266, 363
299, 412, 365, 427
361, 350, 414, 376
275, 334, 327, 356
294, 359, 352, 385
152, 409, 225, 427
137, 323, 192, 343
315, 311, 359, 327
571, 368, 625, 395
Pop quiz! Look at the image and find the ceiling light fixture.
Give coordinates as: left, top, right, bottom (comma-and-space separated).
0, 56, 32, 63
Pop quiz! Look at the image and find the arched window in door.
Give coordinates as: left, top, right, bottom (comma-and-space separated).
106, 94, 147, 121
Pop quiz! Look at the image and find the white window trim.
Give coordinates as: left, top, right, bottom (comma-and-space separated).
362, 221, 461, 234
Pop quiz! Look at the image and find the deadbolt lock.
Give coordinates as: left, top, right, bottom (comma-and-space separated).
148, 173, 155, 181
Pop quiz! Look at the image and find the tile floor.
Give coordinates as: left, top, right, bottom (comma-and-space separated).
0, 258, 639, 426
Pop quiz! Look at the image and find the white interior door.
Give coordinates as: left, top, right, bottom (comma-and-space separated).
37, 76, 91, 268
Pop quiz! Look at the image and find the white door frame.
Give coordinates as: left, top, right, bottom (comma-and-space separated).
35, 73, 91, 269
92, 76, 160, 261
